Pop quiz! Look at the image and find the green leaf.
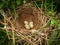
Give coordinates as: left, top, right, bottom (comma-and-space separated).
48, 29, 60, 45
58, 23, 60, 29
16, 0, 23, 6
0, 2, 4, 9
16, 0, 21, 5
50, 19, 57, 26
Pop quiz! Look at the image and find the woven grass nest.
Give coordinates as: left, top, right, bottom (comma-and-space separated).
15, 6, 49, 35
0, 5, 50, 45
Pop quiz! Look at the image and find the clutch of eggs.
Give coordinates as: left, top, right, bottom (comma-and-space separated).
24, 21, 34, 29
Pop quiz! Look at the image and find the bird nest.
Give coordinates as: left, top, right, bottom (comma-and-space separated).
15, 6, 49, 35
0, 6, 50, 45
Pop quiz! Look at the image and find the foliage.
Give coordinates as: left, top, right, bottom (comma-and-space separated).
0, 0, 23, 9
0, 0, 23, 17
48, 29, 60, 45
0, 28, 9, 45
